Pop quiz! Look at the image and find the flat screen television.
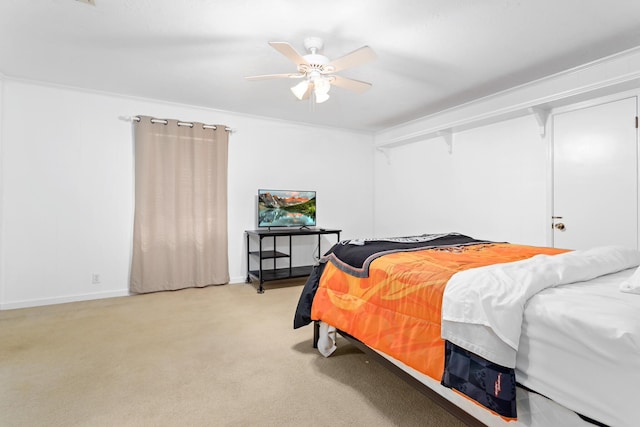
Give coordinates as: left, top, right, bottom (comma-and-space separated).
257, 189, 316, 228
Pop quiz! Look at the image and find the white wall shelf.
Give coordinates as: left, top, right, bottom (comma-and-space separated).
374, 46, 640, 149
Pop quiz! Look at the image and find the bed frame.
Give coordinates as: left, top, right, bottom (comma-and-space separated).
313, 321, 485, 427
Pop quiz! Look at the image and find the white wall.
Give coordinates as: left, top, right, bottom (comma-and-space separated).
373, 136, 454, 237
0, 79, 373, 309
372, 47, 640, 247
0, 77, 5, 307
374, 114, 548, 246
5, 47, 640, 309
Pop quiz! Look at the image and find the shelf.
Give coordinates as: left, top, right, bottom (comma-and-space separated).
249, 250, 289, 259
246, 228, 341, 293
248, 266, 314, 282
246, 228, 342, 237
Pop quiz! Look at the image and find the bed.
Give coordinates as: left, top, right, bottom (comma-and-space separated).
293, 233, 640, 427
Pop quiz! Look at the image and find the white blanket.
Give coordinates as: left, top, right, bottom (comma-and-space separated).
441, 246, 640, 367
620, 265, 640, 294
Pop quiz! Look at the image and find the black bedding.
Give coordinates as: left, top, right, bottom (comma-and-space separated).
323, 232, 493, 277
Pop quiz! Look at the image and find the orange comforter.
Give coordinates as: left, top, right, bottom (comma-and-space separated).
310, 242, 567, 380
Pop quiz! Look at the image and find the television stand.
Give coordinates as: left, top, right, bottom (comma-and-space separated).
245, 228, 341, 293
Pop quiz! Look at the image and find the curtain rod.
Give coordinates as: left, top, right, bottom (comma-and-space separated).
131, 116, 234, 132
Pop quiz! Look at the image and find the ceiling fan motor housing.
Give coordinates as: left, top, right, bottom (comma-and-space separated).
303, 36, 324, 53
300, 37, 333, 73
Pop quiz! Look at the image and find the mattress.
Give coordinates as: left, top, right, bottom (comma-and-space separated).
516, 267, 640, 427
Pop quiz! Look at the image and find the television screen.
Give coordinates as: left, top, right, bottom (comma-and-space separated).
258, 189, 316, 228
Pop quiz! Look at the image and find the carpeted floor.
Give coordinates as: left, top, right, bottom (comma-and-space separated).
0, 280, 465, 427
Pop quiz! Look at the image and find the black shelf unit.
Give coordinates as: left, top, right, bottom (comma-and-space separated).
245, 228, 341, 293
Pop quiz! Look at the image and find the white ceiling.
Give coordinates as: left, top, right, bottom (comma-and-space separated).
2, 0, 640, 132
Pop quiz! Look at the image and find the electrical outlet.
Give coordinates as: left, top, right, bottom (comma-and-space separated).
91, 273, 101, 285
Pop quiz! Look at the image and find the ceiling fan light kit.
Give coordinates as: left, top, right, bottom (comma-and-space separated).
246, 37, 376, 105
291, 80, 309, 100
313, 78, 331, 103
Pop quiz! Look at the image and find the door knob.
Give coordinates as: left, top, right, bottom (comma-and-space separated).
554, 223, 566, 231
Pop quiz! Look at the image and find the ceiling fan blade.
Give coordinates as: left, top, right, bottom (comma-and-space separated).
330, 75, 372, 94
327, 46, 376, 72
268, 42, 309, 65
245, 73, 305, 80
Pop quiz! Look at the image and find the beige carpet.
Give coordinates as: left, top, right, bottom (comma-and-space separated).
0, 280, 466, 427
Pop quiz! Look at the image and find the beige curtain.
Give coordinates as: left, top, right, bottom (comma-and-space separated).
130, 116, 229, 293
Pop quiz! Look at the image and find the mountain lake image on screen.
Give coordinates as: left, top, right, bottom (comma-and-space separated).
257, 189, 316, 228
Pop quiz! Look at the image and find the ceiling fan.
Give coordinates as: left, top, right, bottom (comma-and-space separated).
245, 37, 376, 104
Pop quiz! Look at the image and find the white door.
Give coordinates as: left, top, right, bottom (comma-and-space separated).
552, 96, 638, 250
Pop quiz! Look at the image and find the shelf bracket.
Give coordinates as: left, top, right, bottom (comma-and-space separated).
530, 107, 550, 138
438, 129, 453, 154
377, 147, 392, 165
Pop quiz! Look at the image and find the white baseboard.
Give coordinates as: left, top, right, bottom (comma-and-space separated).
1, 280, 259, 310
229, 275, 248, 285
0, 290, 131, 310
